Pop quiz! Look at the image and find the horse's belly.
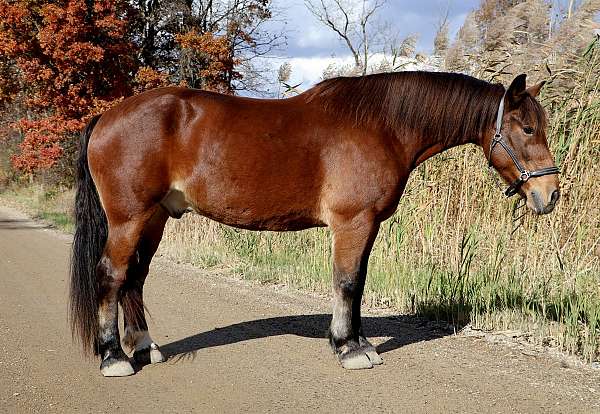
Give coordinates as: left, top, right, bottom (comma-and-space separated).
198, 207, 325, 231
161, 186, 325, 231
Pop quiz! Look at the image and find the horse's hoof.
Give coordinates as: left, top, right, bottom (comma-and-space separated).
100, 357, 135, 377
340, 350, 373, 369
133, 343, 165, 365
335, 337, 383, 369
358, 336, 383, 365
365, 349, 383, 365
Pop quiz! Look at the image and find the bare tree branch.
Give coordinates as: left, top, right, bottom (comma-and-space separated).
305, 0, 387, 74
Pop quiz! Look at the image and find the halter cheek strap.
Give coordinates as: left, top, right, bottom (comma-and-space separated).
488, 92, 560, 197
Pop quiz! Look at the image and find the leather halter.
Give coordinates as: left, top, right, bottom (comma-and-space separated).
488, 92, 560, 197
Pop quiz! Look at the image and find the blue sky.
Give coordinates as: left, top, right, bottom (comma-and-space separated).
275, 0, 480, 58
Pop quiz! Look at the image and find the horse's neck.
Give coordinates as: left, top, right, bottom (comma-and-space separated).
409, 129, 480, 169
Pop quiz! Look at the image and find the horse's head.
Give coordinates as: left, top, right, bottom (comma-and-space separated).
486, 74, 560, 215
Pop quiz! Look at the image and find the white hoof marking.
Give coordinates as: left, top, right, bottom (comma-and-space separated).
101, 360, 135, 377
150, 344, 166, 364
365, 350, 383, 365
341, 353, 373, 370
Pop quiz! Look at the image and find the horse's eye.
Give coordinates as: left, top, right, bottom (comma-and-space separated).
523, 126, 534, 135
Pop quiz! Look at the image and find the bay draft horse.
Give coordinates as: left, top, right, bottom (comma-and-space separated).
70, 71, 560, 376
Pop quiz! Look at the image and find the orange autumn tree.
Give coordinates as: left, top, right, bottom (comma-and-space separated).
171, 0, 277, 93
0, 0, 279, 178
0, 0, 136, 175
176, 30, 242, 93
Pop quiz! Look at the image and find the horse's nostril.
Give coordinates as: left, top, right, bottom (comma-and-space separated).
551, 189, 560, 204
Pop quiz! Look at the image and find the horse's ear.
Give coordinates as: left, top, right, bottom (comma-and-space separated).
525, 80, 546, 97
506, 74, 527, 108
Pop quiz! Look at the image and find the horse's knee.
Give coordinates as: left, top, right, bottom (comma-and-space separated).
334, 268, 360, 300
336, 277, 357, 298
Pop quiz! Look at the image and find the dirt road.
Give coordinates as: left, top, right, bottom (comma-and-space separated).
0, 205, 598, 413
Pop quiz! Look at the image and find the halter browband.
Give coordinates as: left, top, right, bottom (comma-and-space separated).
488, 92, 560, 197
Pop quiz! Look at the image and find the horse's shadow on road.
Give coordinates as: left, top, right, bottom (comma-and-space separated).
159, 314, 451, 364
0, 218, 51, 230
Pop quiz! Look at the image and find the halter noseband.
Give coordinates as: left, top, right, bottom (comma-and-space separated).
488, 92, 560, 197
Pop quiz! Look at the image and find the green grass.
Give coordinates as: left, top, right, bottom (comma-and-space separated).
37, 211, 73, 231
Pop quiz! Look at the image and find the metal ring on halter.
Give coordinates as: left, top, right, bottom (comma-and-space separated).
519, 171, 531, 182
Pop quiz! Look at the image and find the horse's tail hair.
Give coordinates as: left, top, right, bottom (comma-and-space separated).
69, 114, 106, 356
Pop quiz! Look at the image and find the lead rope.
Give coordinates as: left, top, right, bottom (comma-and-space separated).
511, 198, 527, 235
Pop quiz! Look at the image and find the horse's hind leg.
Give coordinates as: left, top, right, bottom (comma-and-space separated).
121, 208, 169, 366
329, 212, 382, 370
97, 214, 153, 377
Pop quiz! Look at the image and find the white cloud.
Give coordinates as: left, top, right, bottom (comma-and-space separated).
280, 53, 441, 90
295, 25, 338, 48
285, 55, 355, 86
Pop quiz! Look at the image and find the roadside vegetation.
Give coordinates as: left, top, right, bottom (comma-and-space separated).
1, 0, 599, 362
0, 184, 74, 232
160, 39, 600, 361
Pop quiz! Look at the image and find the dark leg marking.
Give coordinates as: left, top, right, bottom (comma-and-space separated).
328, 216, 383, 369
97, 256, 135, 377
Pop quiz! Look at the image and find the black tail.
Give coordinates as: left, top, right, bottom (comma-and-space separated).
69, 114, 106, 356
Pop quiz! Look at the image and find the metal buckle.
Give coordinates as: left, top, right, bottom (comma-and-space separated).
505, 187, 518, 198
519, 171, 531, 182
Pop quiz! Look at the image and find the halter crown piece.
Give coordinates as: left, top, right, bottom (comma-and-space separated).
488, 92, 560, 197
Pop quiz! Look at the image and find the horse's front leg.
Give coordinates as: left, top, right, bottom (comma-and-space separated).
329, 212, 382, 369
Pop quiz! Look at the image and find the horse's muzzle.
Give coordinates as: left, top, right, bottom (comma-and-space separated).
527, 188, 560, 215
